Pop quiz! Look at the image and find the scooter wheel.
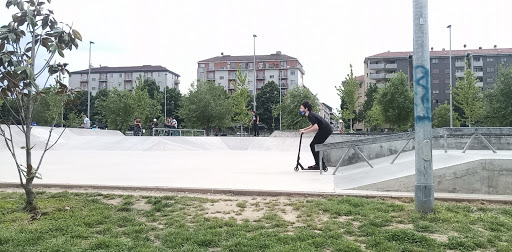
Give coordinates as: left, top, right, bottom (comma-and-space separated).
294, 166, 299, 172
322, 167, 328, 172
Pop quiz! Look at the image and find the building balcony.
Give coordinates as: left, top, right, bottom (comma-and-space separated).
385, 63, 397, 69
455, 62, 465, 67
476, 82, 483, 87
80, 78, 88, 82
207, 76, 215, 81
125, 75, 132, 80
279, 74, 287, 78
369, 73, 386, 79
99, 76, 107, 81
174, 79, 180, 84
256, 75, 265, 79
474, 71, 483, 77
385, 73, 395, 78
473, 61, 483, 67
455, 72, 465, 78
369, 63, 385, 70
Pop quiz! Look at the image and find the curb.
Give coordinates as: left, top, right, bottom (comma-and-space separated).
1, 183, 511, 204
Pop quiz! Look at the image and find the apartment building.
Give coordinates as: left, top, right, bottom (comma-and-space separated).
357, 47, 512, 130
319, 102, 333, 126
69, 65, 180, 95
197, 51, 305, 95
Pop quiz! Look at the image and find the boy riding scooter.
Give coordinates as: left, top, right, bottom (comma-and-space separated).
299, 101, 333, 170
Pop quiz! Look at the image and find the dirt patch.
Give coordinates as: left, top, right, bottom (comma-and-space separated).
385, 223, 414, 229
100, 197, 123, 206
427, 233, 449, 242
133, 199, 151, 211
204, 198, 301, 223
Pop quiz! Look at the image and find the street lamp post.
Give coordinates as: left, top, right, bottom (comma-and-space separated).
447, 25, 453, 128
87, 41, 94, 119
165, 73, 167, 120
253, 34, 257, 111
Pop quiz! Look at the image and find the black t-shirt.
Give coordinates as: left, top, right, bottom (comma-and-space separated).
307, 112, 333, 134
252, 114, 258, 122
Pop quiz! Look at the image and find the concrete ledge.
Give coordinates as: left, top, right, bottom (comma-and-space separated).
2, 183, 511, 204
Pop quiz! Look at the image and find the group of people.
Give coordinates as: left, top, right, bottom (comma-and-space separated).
150, 116, 178, 136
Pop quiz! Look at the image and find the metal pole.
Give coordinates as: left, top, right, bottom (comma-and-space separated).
448, 25, 453, 128
253, 34, 257, 111
165, 73, 167, 120
279, 74, 281, 130
87, 41, 94, 119
413, 0, 434, 213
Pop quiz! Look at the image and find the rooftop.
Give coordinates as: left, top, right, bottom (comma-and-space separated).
366, 47, 512, 60
71, 65, 180, 77
198, 52, 298, 63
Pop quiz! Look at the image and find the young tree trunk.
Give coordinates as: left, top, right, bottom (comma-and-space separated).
22, 178, 36, 212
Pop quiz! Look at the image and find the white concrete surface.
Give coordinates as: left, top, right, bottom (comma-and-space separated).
1, 126, 510, 195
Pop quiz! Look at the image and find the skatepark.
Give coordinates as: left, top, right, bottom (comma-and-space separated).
1, 126, 512, 201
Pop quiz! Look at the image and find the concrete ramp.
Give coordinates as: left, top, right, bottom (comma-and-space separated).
335, 150, 512, 195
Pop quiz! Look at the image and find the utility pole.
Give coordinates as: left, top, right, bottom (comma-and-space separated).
87, 41, 94, 119
253, 34, 257, 111
447, 25, 453, 128
413, 0, 434, 213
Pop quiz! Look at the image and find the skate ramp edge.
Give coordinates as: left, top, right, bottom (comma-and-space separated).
352, 159, 512, 195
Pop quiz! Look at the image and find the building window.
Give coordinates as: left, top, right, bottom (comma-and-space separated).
433, 99, 439, 104
109, 73, 113, 78
432, 79, 439, 84
92, 87, 96, 90
501, 57, 507, 62
119, 73, 123, 78
455, 58, 464, 63
281, 61, 286, 68
474, 57, 481, 62
92, 78, 96, 81
126, 73, 131, 79
432, 68, 439, 73
291, 70, 295, 75
445, 69, 450, 74
199, 64, 205, 68
269, 75, 274, 79
487, 78, 493, 82
432, 59, 439, 64
220, 76, 224, 80
445, 79, 450, 84
487, 58, 494, 62
487, 67, 495, 72
433, 90, 439, 94
474, 67, 483, 72
118, 82, 121, 87
248, 63, 253, 69
258, 63, 264, 69
456, 69, 464, 73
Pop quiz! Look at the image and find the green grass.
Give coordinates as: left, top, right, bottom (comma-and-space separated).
1, 191, 511, 251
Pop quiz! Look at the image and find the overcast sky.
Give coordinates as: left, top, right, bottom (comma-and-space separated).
2, 0, 512, 110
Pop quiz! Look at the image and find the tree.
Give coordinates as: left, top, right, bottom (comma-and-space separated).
96, 89, 134, 134
336, 64, 360, 132
376, 71, 414, 131
358, 82, 378, 127
432, 102, 460, 128
230, 66, 251, 129
483, 64, 512, 126
140, 78, 160, 100
0, 0, 82, 212
365, 103, 385, 131
453, 61, 483, 127
178, 80, 232, 135
275, 85, 319, 130
256, 81, 280, 131
163, 87, 182, 122
133, 85, 162, 132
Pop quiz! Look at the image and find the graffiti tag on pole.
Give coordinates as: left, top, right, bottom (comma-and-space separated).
414, 65, 431, 124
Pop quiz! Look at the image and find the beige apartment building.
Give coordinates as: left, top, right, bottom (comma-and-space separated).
69, 65, 180, 95
197, 51, 305, 95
